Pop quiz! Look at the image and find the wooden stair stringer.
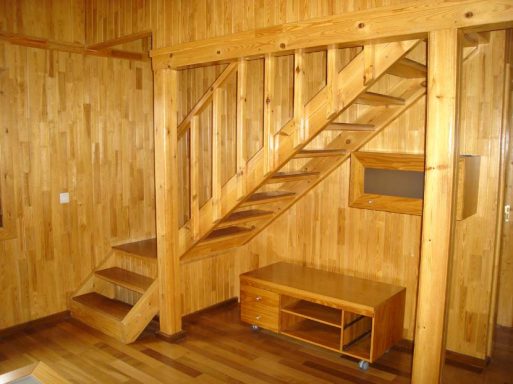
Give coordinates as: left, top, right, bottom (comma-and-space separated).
179, 39, 422, 263
122, 279, 160, 343
240, 80, 427, 246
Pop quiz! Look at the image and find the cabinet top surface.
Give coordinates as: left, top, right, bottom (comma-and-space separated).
241, 262, 405, 310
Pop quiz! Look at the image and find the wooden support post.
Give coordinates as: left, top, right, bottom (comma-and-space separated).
264, 54, 275, 175
294, 49, 305, 146
412, 29, 461, 383
237, 59, 247, 200
153, 68, 182, 336
363, 44, 375, 85
212, 88, 223, 222
327, 45, 338, 119
190, 116, 200, 239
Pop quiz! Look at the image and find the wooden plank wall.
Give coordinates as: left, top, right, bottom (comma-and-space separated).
497, 30, 513, 328
0, 42, 155, 329
84, 0, 416, 49
446, 32, 508, 358
0, 0, 85, 43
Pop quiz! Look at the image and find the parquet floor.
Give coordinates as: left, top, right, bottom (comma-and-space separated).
0, 302, 512, 383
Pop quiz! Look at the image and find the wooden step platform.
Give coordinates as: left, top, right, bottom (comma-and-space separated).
72, 292, 132, 321
295, 149, 348, 158
387, 58, 426, 79
325, 122, 375, 132
355, 92, 405, 106
95, 267, 154, 294
267, 171, 319, 183
112, 238, 157, 260
202, 226, 253, 244
218, 209, 274, 227
241, 191, 296, 207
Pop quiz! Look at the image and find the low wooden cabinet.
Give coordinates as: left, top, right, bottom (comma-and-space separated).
240, 262, 406, 364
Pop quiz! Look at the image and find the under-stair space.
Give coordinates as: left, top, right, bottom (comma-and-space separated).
70, 239, 159, 343
176, 39, 430, 263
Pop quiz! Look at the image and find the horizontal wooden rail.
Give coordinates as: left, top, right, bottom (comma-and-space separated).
151, 0, 513, 69
0, 31, 150, 61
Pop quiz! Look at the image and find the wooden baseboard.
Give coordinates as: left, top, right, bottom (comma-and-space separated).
0, 311, 70, 338
394, 339, 488, 373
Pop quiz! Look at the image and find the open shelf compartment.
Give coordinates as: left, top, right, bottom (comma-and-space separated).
342, 311, 373, 361
281, 296, 342, 328
280, 312, 341, 352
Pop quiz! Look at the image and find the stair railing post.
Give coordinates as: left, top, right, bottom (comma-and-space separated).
190, 116, 200, 239
294, 49, 305, 147
264, 54, 275, 175
212, 87, 223, 222
237, 58, 247, 200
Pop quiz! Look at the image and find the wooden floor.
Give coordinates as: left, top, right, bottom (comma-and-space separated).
0, 302, 512, 383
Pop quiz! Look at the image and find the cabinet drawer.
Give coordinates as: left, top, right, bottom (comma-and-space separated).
241, 305, 279, 332
240, 284, 279, 308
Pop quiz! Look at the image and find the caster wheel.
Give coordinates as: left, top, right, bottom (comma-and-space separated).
251, 324, 260, 331
358, 360, 369, 371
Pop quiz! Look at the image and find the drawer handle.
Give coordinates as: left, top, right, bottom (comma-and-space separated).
255, 296, 262, 302
256, 315, 261, 320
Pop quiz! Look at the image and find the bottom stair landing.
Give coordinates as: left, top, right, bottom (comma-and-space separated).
70, 238, 159, 343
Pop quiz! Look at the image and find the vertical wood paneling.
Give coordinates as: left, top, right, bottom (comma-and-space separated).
84, 0, 417, 49
0, 43, 154, 329
0, 0, 85, 43
446, 32, 507, 358
497, 31, 513, 328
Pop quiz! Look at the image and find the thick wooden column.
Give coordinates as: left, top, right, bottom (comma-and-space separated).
411, 29, 461, 383
153, 68, 182, 336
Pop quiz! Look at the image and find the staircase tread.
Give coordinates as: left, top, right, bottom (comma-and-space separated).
204, 226, 253, 241
112, 238, 157, 259
295, 149, 348, 158
243, 190, 296, 205
387, 58, 426, 79
72, 292, 131, 321
223, 209, 274, 224
325, 122, 376, 131
356, 92, 405, 106
268, 171, 319, 183
95, 267, 153, 293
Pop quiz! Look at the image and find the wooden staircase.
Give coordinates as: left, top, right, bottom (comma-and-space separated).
69, 33, 488, 343
70, 239, 159, 343
178, 39, 428, 262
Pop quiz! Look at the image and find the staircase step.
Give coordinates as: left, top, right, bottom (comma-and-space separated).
218, 209, 274, 227
325, 122, 376, 132
295, 149, 348, 158
72, 292, 132, 321
241, 191, 296, 207
355, 92, 405, 106
112, 238, 157, 260
267, 171, 319, 183
387, 58, 426, 79
95, 267, 154, 294
202, 226, 253, 244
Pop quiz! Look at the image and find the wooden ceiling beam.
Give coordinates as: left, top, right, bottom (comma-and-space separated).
151, 0, 513, 69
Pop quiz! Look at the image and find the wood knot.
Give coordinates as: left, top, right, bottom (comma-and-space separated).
465, 11, 473, 18
280, 43, 286, 49
216, 50, 221, 54
345, 139, 351, 144
266, 97, 271, 104
358, 22, 365, 29
295, 65, 301, 74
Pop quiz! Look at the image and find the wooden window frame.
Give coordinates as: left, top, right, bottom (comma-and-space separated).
349, 151, 425, 215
